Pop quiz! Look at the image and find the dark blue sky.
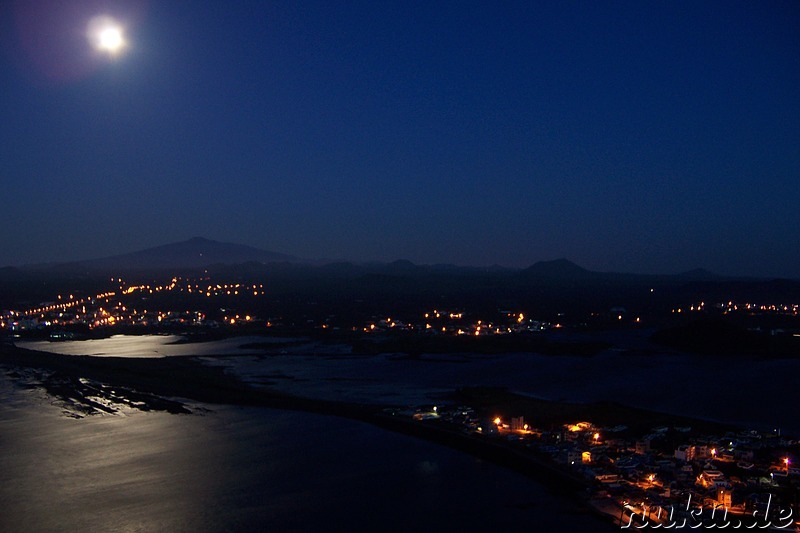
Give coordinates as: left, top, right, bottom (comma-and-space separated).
1, 1, 798, 277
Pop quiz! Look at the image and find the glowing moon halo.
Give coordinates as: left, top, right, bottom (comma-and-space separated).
87, 15, 126, 56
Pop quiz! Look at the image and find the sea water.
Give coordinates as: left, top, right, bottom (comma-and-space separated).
0, 376, 612, 532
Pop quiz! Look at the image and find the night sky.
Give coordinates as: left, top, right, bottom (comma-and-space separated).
1, 1, 798, 277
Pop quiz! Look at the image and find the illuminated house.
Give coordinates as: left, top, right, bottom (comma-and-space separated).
717, 487, 732, 508
697, 470, 727, 489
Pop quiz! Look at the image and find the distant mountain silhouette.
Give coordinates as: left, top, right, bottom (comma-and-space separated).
520, 258, 596, 280
513, 259, 736, 286
0, 266, 26, 282
674, 268, 721, 281
384, 259, 421, 274
6, 241, 800, 318
12, 237, 749, 284
52, 237, 301, 272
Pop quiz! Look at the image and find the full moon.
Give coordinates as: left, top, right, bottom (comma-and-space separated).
87, 15, 126, 56
99, 27, 123, 51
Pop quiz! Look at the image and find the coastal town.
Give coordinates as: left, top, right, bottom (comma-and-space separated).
2, 275, 799, 340
1, 275, 575, 334
393, 400, 800, 529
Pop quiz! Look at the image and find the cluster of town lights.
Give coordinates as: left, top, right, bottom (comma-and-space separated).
4, 276, 268, 331
673, 300, 799, 315
363, 310, 545, 336
118, 277, 265, 298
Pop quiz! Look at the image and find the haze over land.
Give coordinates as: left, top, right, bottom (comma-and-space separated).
4, 238, 799, 358
4, 236, 797, 282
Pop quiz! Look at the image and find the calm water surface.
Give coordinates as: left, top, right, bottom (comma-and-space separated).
0, 378, 612, 532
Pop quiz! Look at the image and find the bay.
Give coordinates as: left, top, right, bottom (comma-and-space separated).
0, 379, 612, 532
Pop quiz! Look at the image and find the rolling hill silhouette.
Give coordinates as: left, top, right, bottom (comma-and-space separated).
55, 237, 301, 272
